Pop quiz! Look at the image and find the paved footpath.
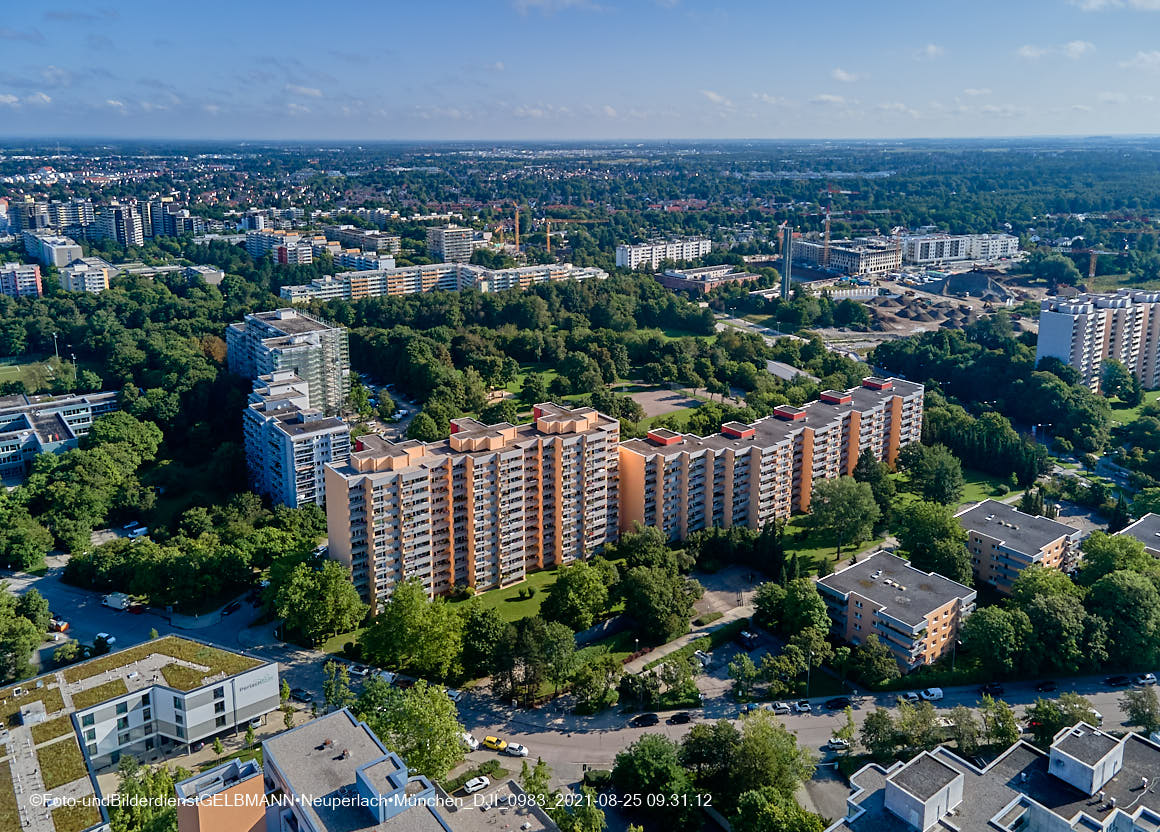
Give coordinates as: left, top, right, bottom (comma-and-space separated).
621, 603, 753, 675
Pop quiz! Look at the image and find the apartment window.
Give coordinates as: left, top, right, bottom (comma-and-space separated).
173, 696, 183, 711
213, 687, 225, 700
143, 708, 151, 722
175, 727, 185, 739
145, 738, 154, 751
114, 701, 129, 715
118, 732, 130, 746
117, 717, 129, 730
84, 729, 95, 742
174, 713, 183, 726
141, 694, 150, 706
86, 744, 97, 757
214, 701, 226, 715
81, 714, 94, 727
215, 715, 227, 728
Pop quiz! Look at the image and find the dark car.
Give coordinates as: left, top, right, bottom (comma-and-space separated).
825, 697, 853, 710
630, 713, 661, 728
979, 682, 1004, 696
395, 678, 416, 690
737, 630, 760, 650
1035, 680, 1058, 693
289, 687, 313, 704
222, 601, 242, 616
128, 604, 146, 615
1105, 675, 1131, 687
667, 712, 692, 725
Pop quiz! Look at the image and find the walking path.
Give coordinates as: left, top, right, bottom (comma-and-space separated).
621, 603, 753, 675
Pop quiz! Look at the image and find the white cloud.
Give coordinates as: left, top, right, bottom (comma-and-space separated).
104, 98, 127, 113
488, 61, 505, 72
0, 93, 18, 106
1017, 44, 1049, 59
831, 67, 859, 82
1064, 40, 1095, 58
963, 88, 991, 96
1072, 0, 1160, 9
878, 101, 919, 117
916, 43, 944, 60
25, 92, 51, 105
752, 92, 785, 105
602, 104, 617, 117
700, 89, 734, 108
285, 84, 322, 97
1099, 90, 1130, 103
203, 104, 221, 115
1072, 104, 1093, 111
811, 93, 846, 106
1120, 50, 1160, 69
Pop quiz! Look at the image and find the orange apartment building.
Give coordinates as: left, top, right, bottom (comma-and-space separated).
955, 499, 1081, 595
817, 551, 976, 671
324, 403, 619, 608
617, 377, 923, 541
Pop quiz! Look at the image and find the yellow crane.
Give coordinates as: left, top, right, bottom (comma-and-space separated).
543, 217, 606, 254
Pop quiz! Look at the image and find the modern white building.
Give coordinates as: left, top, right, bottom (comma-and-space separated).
243, 371, 351, 508
900, 232, 1019, 265
0, 390, 119, 484
0, 262, 43, 298
60, 258, 112, 293
426, 225, 478, 263
1037, 289, 1160, 390
615, 237, 712, 270
792, 237, 902, 275
23, 232, 82, 268
227, 309, 351, 414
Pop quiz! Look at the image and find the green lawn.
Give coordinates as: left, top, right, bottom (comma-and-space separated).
37, 737, 88, 790
892, 467, 1013, 513
0, 763, 16, 832
783, 513, 883, 575
0, 354, 61, 391
447, 566, 563, 623
1109, 390, 1160, 425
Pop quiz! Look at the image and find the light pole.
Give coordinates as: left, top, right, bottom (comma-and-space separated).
806, 647, 813, 699
52, 332, 59, 361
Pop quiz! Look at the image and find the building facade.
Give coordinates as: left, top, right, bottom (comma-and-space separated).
176, 758, 265, 832
426, 225, 477, 263
0, 390, 119, 484
0, 262, 43, 298
23, 232, 83, 268
617, 378, 923, 541
900, 232, 1019, 265
955, 499, 1081, 594
656, 265, 761, 295
94, 203, 146, 247
792, 237, 903, 275
817, 551, 976, 671
324, 224, 401, 253
325, 404, 619, 607
226, 309, 351, 415
245, 229, 314, 265
280, 262, 606, 303
243, 372, 351, 508
60, 259, 112, 293
615, 237, 712, 270
1037, 290, 1160, 390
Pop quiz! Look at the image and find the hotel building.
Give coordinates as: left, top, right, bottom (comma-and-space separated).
1037, 289, 1160, 391
243, 372, 351, 508
617, 378, 923, 541
615, 237, 712, 270
226, 309, 351, 415
325, 404, 619, 607
817, 551, 976, 671
955, 499, 1081, 594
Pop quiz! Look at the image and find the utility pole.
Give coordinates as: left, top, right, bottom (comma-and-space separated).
52, 332, 59, 361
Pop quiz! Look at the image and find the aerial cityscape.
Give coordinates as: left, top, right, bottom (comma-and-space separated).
2, 2, 1160, 832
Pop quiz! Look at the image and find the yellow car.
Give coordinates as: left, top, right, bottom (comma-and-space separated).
482, 736, 507, 752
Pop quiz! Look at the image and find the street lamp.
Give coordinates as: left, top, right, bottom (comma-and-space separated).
806, 647, 813, 698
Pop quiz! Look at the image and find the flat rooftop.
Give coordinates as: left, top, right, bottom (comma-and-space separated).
247, 308, 337, 336
955, 499, 1078, 557
817, 551, 975, 627
888, 753, 960, 801
1053, 724, 1120, 766
175, 758, 262, 800
1117, 512, 1160, 554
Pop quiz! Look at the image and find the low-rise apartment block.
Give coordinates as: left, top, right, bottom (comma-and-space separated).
656, 264, 761, 295
23, 231, 83, 268
1037, 289, 1160, 390
1116, 512, 1160, 556
900, 231, 1019, 265
615, 237, 712, 270
185, 264, 224, 286
0, 390, 119, 484
792, 237, 903, 275
956, 499, 1081, 594
176, 758, 265, 832
324, 224, 401, 253
426, 224, 479, 263
827, 722, 1160, 832
618, 378, 923, 541
60, 257, 112, 293
226, 308, 351, 415
280, 262, 606, 303
0, 261, 43, 298
325, 403, 619, 607
243, 371, 351, 508
817, 551, 976, 671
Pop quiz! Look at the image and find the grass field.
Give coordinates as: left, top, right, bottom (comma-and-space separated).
783, 513, 883, 574
447, 567, 563, 623
37, 737, 88, 790
0, 355, 65, 391
1109, 390, 1160, 425
892, 467, 1013, 512
0, 763, 16, 832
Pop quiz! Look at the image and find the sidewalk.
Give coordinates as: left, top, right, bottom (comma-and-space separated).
621, 603, 753, 675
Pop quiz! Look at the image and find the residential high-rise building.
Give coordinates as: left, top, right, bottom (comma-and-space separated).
324, 224, 401, 253
9, 198, 50, 233
791, 237, 902, 275
245, 229, 312, 264
0, 262, 43, 298
23, 232, 82, 268
280, 262, 606, 303
426, 224, 477, 263
1037, 289, 1160, 390
618, 378, 923, 541
955, 499, 1081, 594
60, 258, 112, 293
615, 237, 712, 270
243, 371, 351, 508
94, 203, 145, 247
325, 403, 620, 607
226, 309, 351, 414
48, 198, 95, 231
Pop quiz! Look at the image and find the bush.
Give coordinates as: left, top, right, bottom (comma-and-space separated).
994, 484, 1010, 496
441, 759, 505, 793
693, 612, 723, 627
583, 769, 613, 789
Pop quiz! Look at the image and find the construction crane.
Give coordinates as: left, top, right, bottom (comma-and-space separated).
543, 217, 606, 254
1077, 248, 1118, 279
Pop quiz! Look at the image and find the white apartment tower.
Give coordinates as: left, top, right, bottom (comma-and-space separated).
325, 404, 620, 608
615, 238, 712, 270
426, 225, 477, 263
94, 203, 145, 247
1037, 289, 1160, 391
242, 371, 351, 508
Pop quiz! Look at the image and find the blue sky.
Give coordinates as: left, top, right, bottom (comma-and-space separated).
3, 0, 1160, 140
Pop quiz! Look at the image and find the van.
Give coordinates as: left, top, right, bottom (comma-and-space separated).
920, 688, 943, 701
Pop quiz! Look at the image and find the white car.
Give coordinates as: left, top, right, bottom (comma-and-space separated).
898, 692, 921, 705
446, 688, 463, 703
95, 633, 116, 647
348, 665, 370, 677
463, 776, 490, 795
375, 670, 397, 685
461, 732, 479, 751
693, 650, 712, 668
1134, 673, 1157, 686
920, 688, 943, 701
792, 701, 812, 714
503, 743, 529, 757
827, 738, 850, 751
772, 702, 792, 715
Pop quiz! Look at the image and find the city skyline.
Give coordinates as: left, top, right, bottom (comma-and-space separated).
3, 0, 1160, 140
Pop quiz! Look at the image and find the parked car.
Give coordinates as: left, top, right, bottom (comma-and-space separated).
1035, 680, 1058, 692
445, 688, 463, 702
825, 697, 853, 710
461, 732, 479, 751
693, 650, 712, 668
827, 738, 850, 751
1089, 708, 1104, 725
482, 736, 507, 752
772, 702, 792, 715
1134, 673, 1157, 686
978, 682, 1003, 696
348, 665, 370, 677
128, 526, 149, 539
630, 713, 660, 728
463, 776, 491, 795
792, 700, 812, 714
667, 712, 692, 725
289, 688, 313, 704
897, 692, 921, 705
1105, 675, 1131, 688
920, 688, 944, 702
249, 717, 263, 728
221, 601, 242, 616
503, 743, 529, 758
737, 630, 760, 650
375, 670, 397, 685
95, 633, 116, 648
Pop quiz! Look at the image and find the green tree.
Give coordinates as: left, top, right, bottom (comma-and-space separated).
460, 603, 508, 678
347, 381, 373, 419
807, 476, 879, 556
543, 621, 578, 696
980, 695, 1021, 747
359, 680, 465, 779
359, 579, 464, 682
245, 724, 255, 749
729, 653, 759, 700
53, 640, 80, 667
212, 737, 224, 758
1120, 686, 1160, 735
680, 719, 741, 795
571, 651, 621, 712
274, 561, 366, 645
1078, 532, 1158, 587
853, 448, 896, 523
407, 411, 443, 441
612, 734, 700, 831
1024, 692, 1097, 747
849, 635, 900, 686
896, 700, 941, 752
731, 710, 816, 803
960, 606, 1024, 677
15, 589, 50, 633
860, 708, 898, 760
834, 707, 857, 753
949, 705, 982, 755
109, 757, 182, 832
0, 612, 40, 681
1085, 570, 1160, 667
521, 372, 549, 404
280, 679, 291, 704
734, 788, 825, 832
779, 578, 830, 635
619, 566, 701, 644
541, 560, 615, 631
900, 444, 964, 505
1010, 564, 1084, 605
752, 582, 786, 630
1131, 487, 1160, 518
323, 660, 355, 712
896, 501, 972, 584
